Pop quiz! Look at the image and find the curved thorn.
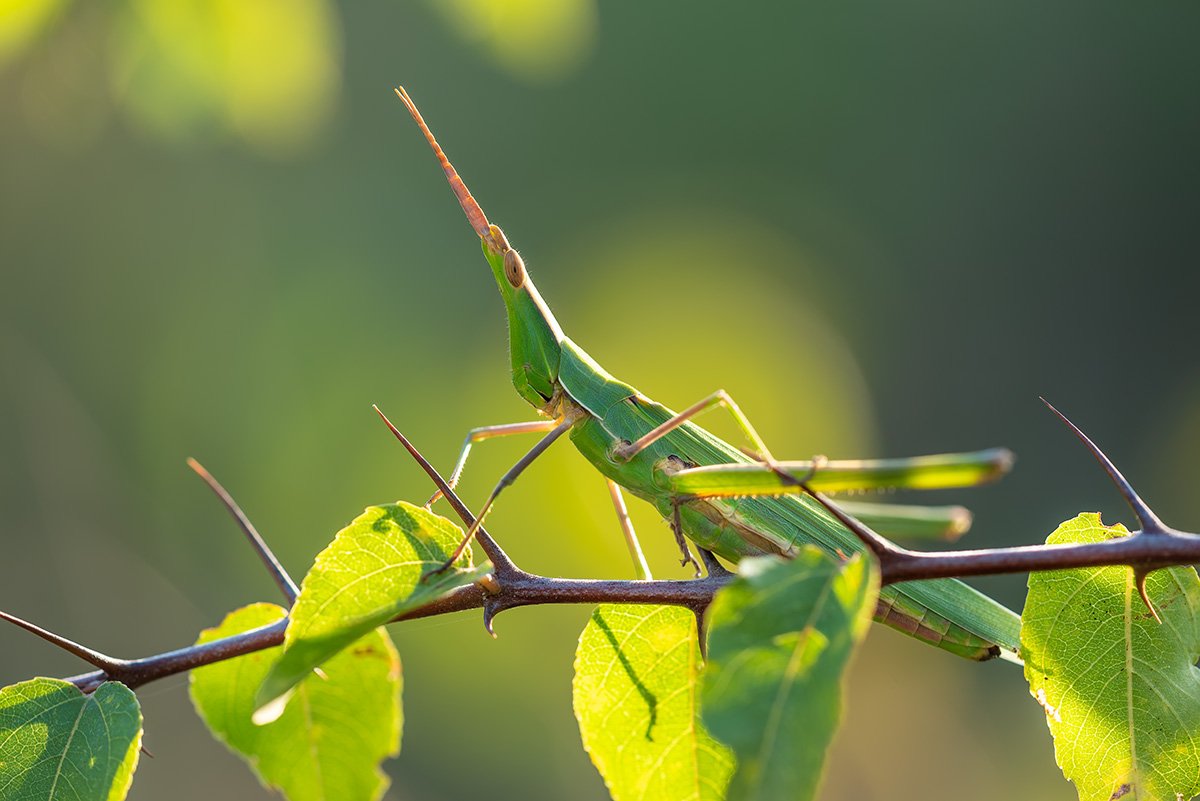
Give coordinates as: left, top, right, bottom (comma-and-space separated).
693, 608, 709, 661
482, 602, 499, 639
1040, 398, 1168, 533
1133, 568, 1162, 624
0, 610, 122, 672
187, 458, 299, 604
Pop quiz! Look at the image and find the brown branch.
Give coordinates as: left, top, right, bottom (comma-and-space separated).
60, 572, 725, 693
14, 400, 1198, 694
802, 401, 1196, 608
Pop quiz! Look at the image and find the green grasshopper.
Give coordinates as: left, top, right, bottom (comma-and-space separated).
394, 88, 1021, 660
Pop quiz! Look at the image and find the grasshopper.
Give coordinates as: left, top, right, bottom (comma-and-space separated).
394, 87, 1020, 660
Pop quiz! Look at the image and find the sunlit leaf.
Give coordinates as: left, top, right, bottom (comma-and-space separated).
110, 0, 340, 155
430, 0, 596, 83
573, 604, 733, 801
0, 678, 142, 801
1021, 513, 1200, 801
190, 603, 401, 801
701, 551, 878, 801
256, 501, 489, 715
0, 0, 64, 68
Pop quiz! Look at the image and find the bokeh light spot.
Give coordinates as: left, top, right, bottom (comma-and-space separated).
430, 0, 596, 84
0, 0, 64, 68
109, 0, 341, 156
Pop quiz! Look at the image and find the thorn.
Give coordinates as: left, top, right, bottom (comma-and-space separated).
1040, 399, 1169, 534
139, 743, 155, 759
187, 458, 300, 604
693, 608, 709, 661
1133, 568, 1162, 624
0, 610, 123, 673
373, 406, 475, 530
373, 405, 518, 576
803, 488, 902, 560
698, 548, 731, 578
482, 601, 499, 639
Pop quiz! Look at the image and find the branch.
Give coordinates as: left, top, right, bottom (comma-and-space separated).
61, 572, 726, 693
802, 401, 1192, 623
10, 400, 1196, 694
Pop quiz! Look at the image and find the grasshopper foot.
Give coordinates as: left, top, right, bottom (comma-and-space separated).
420, 558, 457, 583
670, 497, 703, 577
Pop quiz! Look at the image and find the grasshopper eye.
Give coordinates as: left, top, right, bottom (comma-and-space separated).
503, 248, 526, 288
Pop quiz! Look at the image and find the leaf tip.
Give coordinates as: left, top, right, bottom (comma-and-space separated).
252, 688, 293, 726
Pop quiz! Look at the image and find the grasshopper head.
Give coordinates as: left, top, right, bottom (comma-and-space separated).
479, 223, 564, 408
396, 87, 564, 410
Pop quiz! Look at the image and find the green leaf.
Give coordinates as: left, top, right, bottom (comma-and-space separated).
1021, 513, 1200, 801
573, 604, 734, 801
190, 603, 401, 801
0, 678, 142, 801
701, 550, 878, 801
256, 501, 489, 714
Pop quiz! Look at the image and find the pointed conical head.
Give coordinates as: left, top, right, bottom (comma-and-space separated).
396, 87, 564, 409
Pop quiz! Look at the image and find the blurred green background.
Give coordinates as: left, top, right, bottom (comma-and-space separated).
2, 1, 1198, 798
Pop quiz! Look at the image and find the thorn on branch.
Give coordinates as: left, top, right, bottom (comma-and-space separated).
372, 404, 518, 577
698, 548, 732, 579
692, 608, 709, 661
0, 609, 125, 675
187, 457, 300, 604
801, 486, 908, 563
482, 598, 500, 638
1040, 398, 1170, 535
1133, 568, 1162, 624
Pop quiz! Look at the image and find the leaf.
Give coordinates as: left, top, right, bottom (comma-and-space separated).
256, 501, 489, 714
0, 678, 142, 801
700, 550, 878, 801
1021, 513, 1200, 801
190, 603, 401, 801
573, 604, 734, 801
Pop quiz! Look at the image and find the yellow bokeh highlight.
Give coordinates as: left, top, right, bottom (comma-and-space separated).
109, 0, 340, 155
556, 210, 878, 459
431, 0, 597, 83
0, 0, 64, 67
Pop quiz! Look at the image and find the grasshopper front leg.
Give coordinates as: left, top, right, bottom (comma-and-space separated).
425, 419, 559, 507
